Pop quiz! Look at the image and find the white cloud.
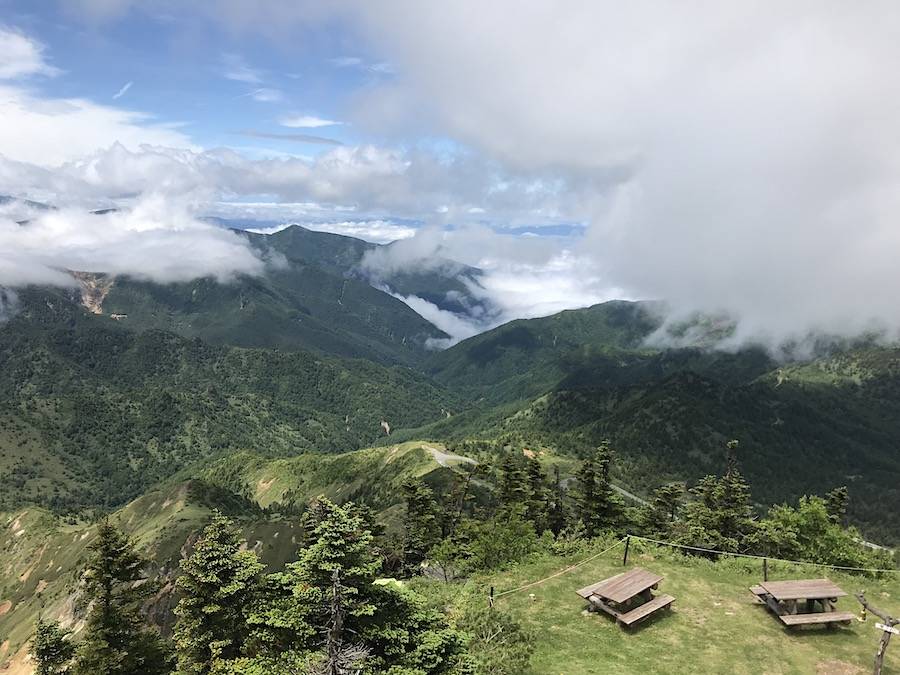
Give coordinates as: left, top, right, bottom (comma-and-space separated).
111, 80, 132, 99
0, 26, 59, 79
361, 224, 622, 342
250, 88, 283, 103
0, 194, 266, 288
280, 114, 342, 128
0, 85, 193, 167
222, 53, 263, 84
338, 1, 900, 348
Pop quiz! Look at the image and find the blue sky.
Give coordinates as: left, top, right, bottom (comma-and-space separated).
1, 0, 383, 153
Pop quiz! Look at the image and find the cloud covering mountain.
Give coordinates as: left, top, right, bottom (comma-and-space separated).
5, 4, 900, 349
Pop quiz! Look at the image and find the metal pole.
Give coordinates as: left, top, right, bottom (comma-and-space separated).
763, 557, 768, 582
622, 536, 631, 566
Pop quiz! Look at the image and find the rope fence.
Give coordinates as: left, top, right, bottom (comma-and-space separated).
492, 537, 627, 601
628, 534, 900, 575
491, 532, 899, 603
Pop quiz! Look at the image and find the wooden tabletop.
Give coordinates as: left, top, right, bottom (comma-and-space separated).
758, 579, 847, 601
576, 567, 664, 604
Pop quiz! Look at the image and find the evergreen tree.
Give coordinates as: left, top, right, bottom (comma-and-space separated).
242, 498, 471, 674
641, 482, 684, 536
824, 486, 849, 525
497, 453, 528, 509
575, 441, 622, 536
717, 441, 755, 546
401, 479, 440, 574
524, 457, 550, 533
673, 442, 756, 553
173, 513, 264, 674
74, 521, 170, 675
547, 466, 568, 536
32, 617, 74, 675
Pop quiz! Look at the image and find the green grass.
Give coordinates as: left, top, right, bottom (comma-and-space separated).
479, 539, 899, 674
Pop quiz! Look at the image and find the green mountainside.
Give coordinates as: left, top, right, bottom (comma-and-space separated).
424, 301, 900, 542
0, 287, 457, 512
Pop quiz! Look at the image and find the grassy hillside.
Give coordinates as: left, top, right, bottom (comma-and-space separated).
194, 440, 488, 530
466, 538, 900, 674
0, 289, 459, 512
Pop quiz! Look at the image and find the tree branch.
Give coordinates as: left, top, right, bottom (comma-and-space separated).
856, 592, 899, 626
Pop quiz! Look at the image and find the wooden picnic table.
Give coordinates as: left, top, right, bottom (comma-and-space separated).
576, 567, 674, 628
750, 578, 855, 628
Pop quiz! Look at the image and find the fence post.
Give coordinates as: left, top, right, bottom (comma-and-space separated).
489, 586, 494, 608
763, 557, 768, 582
622, 536, 631, 566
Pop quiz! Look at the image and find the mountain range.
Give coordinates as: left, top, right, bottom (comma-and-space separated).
2, 217, 899, 543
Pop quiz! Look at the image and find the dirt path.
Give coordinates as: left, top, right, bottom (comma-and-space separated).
423, 445, 477, 468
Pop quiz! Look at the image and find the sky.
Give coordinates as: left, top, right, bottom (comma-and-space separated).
2, 1, 900, 348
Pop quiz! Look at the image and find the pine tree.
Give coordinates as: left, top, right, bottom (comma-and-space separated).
575, 441, 622, 536
74, 521, 170, 675
547, 466, 568, 536
401, 479, 440, 574
524, 457, 550, 533
824, 486, 849, 525
173, 513, 264, 674
641, 482, 684, 536
497, 453, 528, 509
32, 617, 74, 675
243, 498, 472, 674
718, 442, 755, 547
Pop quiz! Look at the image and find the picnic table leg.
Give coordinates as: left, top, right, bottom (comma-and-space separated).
806, 599, 815, 614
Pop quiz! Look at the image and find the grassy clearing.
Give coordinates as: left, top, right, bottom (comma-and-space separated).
480, 538, 899, 675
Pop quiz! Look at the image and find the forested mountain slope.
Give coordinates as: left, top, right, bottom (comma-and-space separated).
425, 301, 900, 542
0, 287, 458, 513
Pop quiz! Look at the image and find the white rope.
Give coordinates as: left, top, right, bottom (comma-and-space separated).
628, 534, 899, 575
494, 537, 628, 598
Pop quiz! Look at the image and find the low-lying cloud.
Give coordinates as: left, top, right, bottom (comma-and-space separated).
0, 195, 266, 288
361, 225, 622, 344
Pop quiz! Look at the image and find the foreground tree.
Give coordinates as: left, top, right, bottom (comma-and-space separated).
32, 617, 74, 675
640, 482, 685, 537
401, 479, 440, 575
174, 513, 264, 674
74, 521, 171, 675
575, 441, 623, 536
239, 498, 473, 674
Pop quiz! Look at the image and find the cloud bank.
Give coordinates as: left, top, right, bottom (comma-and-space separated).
0, 195, 266, 288
339, 1, 900, 347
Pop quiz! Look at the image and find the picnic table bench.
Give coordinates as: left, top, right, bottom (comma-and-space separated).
749, 579, 855, 628
576, 567, 674, 628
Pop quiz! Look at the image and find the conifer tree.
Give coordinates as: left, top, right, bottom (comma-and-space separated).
497, 452, 528, 509
242, 498, 472, 674
32, 617, 74, 675
825, 486, 849, 525
524, 457, 550, 533
547, 466, 568, 536
173, 513, 264, 674
575, 441, 622, 536
401, 479, 440, 574
641, 482, 685, 536
74, 521, 170, 675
